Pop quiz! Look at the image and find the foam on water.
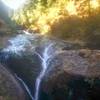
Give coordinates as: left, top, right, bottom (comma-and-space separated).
3, 32, 35, 55
2, 31, 60, 56
2, 31, 55, 100
34, 43, 54, 100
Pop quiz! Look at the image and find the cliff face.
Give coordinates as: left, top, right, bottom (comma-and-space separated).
0, 18, 11, 49
0, 1, 16, 35
0, 2, 16, 49
0, 18, 10, 33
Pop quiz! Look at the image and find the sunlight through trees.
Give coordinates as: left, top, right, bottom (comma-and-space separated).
9, 0, 100, 36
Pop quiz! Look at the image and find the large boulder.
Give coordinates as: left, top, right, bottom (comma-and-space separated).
0, 35, 83, 95
41, 50, 100, 100
2, 53, 42, 95
0, 34, 45, 94
0, 64, 30, 100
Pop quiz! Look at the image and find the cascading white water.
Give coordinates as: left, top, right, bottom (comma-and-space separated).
34, 43, 53, 100
3, 33, 35, 55
15, 74, 34, 100
2, 31, 55, 100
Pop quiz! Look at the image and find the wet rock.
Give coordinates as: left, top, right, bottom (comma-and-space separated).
0, 64, 30, 100
0, 52, 42, 95
0, 34, 75, 95
41, 50, 100, 100
0, 34, 44, 94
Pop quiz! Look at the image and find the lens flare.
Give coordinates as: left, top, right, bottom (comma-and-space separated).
1, 0, 26, 10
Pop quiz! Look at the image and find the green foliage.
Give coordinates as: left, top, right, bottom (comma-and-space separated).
12, 0, 100, 47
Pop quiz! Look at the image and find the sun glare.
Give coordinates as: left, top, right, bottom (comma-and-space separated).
66, 0, 77, 15
1, 0, 27, 10
90, 0, 99, 9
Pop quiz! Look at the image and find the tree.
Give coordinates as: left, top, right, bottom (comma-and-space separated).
12, 0, 100, 44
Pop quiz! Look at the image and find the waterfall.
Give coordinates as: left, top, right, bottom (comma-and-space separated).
2, 33, 37, 100
3, 33, 35, 55
15, 74, 34, 100
2, 32, 55, 100
34, 43, 53, 100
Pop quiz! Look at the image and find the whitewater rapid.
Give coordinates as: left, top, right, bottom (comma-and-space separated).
2, 31, 55, 100
34, 43, 53, 100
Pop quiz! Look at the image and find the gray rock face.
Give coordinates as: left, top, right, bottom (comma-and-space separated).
41, 50, 100, 100
0, 64, 30, 100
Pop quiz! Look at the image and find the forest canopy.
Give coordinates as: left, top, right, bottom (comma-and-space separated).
11, 0, 100, 41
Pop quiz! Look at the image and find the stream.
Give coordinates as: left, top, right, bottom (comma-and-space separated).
2, 31, 55, 100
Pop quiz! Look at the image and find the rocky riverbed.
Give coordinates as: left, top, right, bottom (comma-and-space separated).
0, 33, 100, 100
